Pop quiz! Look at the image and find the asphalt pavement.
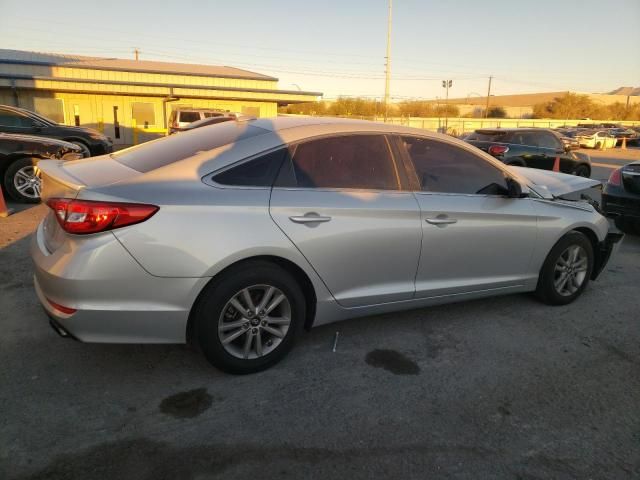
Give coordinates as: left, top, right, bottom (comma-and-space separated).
1, 147, 639, 480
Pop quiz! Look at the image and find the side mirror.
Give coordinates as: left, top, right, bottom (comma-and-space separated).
507, 177, 527, 198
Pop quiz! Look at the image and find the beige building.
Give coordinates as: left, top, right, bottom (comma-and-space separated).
0, 49, 321, 145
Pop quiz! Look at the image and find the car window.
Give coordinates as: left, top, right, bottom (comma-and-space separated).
280, 135, 400, 190
466, 131, 509, 142
401, 136, 509, 195
203, 112, 223, 118
0, 109, 35, 127
179, 111, 201, 123
538, 132, 562, 149
213, 149, 286, 187
113, 121, 269, 173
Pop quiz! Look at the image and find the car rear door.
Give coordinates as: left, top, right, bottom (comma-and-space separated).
269, 133, 422, 307
397, 135, 538, 298
536, 131, 573, 172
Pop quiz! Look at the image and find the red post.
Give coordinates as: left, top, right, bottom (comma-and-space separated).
552, 157, 561, 172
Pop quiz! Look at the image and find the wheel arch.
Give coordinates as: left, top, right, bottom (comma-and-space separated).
186, 255, 317, 345
571, 226, 602, 280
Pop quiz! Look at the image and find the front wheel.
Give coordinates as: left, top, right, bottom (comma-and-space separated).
536, 232, 594, 305
193, 261, 306, 374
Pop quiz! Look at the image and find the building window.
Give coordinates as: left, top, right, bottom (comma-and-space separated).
33, 98, 65, 124
131, 103, 155, 127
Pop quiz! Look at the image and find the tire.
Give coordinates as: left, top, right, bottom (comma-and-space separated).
595, 142, 602, 150
535, 231, 594, 306
193, 260, 306, 374
572, 164, 590, 177
69, 141, 91, 158
3, 157, 41, 203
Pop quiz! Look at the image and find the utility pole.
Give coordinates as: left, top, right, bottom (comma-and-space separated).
133, 48, 140, 61
442, 79, 452, 131
484, 75, 493, 118
384, 0, 392, 122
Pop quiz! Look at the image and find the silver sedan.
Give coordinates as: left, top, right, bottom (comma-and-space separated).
31, 117, 622, 373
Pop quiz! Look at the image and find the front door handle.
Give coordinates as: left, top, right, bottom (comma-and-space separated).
425, 216, 458, 226
289, 213, 332, 224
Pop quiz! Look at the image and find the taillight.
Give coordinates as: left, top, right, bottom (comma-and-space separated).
607, 168, 622, 186
46, 298, 77, 315
46, 198, 159, 234
488, 145, 509, 156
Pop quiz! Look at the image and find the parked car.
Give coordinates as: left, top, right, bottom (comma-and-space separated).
0, 105, 113, 157
32, 117, 622, 374
465, 128, 592, 176
168, 113, 239, 134
607, 127, 639, 146
1, 133, 82, 203
602, 161, 640, 235
168, 108, 241, 134
575, 130, 618, 149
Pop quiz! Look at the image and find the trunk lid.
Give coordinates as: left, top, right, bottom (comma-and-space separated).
622, 162, 640, 195
509, 166, 601, 199
37, 156, 143, 253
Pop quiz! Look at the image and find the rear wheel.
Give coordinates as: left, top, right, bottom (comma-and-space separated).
193, 261, 306, 374
69, 141, 91, 158
572, 164, 590, 177
3, 157, 41, 203
536, 232, 594, 305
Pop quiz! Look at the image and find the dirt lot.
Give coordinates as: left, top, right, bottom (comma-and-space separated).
1, 151, 639, 479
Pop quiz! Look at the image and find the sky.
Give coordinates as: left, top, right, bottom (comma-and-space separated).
1, 0, 639, 101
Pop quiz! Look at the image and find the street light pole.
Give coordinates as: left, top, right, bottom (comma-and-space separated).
384, 0, 392, 122
442, 79, 452, 131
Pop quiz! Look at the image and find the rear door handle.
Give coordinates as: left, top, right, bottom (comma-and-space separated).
289, 213, 332, 224
425, 216, 457, 225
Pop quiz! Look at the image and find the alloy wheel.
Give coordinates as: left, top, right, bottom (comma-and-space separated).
218, 284, 292, 359
553, 245, 588, 296
13, 165, 41, 200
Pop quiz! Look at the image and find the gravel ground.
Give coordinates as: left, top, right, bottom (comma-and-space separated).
1, 176, 639, 479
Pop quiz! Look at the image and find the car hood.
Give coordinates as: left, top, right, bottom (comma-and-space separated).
509, 166, 601, 199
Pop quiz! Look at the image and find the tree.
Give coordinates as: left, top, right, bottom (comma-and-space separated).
487, 106, 507, 118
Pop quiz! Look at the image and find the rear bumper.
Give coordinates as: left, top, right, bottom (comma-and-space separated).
30, 220, 207, 343
602, 191, 640, 220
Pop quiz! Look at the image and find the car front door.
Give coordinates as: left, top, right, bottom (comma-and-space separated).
397, 136, 538, 298
269, 133, 422, 307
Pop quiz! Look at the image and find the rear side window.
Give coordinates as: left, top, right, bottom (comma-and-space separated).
401, 136, 508, 195
203, 112, 223, 118
179, 111, 200, 123
213, 149, 286, 187
278, 135, 400, 190
113, 122, 268, 173
538, 132, 562, 149
466, 131, 509, 142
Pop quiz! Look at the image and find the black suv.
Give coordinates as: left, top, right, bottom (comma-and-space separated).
0, 105, 113, 157
465, 128, 591, 177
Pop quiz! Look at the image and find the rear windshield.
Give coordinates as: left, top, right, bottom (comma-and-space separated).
113, 122, 268, 173
466, 131, 511, 142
